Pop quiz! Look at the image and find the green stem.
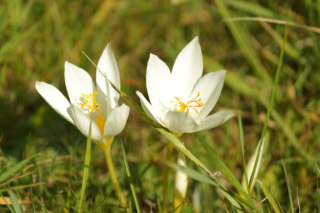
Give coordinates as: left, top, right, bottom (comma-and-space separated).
162, 141, 174, 213
103, 137, 127, 209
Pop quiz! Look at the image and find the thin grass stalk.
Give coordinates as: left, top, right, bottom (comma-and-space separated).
121, 141, 141, 213
282, 160, 293, 212
249, 25, 288, 188
238, 114, 249, 193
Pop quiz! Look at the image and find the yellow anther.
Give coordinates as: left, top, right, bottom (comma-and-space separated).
80, 91, 106, 137
80, 91, 100, 115
171, 92, 204, 114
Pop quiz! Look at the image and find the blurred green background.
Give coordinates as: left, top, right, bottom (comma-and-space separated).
1, 0, 320, 211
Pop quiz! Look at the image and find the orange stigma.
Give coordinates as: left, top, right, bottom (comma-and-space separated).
171, 92, 204, 114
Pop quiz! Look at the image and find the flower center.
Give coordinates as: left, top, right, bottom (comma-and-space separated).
80, 91, 105, 136
171, 92, 204, 114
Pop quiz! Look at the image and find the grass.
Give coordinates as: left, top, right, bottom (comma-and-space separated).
1, 0, 320, 212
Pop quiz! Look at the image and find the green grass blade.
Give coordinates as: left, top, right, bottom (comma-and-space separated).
282, 160, 293, 213
121, 141, 141, 213
0, 153, 39, 184
238, 114, 249, 193
166, 161, 242, 210
215, 0, 272, 83
197, 138, 255, 209
260, 182, 281, 213
249, 25, 288, 187
224, 0, 275, 18
247, 138, 265, 192
0, 183, 46, 193
8, 190, 21, 213
77, 121, 92, 213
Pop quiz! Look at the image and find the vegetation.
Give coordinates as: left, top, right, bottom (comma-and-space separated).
1, 0, 319, 212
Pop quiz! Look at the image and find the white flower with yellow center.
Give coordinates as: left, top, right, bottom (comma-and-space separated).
35, 43, 130, 146
136, 37, 234, 134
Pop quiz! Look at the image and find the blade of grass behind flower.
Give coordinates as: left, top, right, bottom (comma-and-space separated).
238, 114, 249, 193
0, 153, 39, 184
282, 160, 293, 213
249, 25, 288, 188
166, 161, 242, 210
260, 182, 281, 213
247, 138, 265, 192
197, 138, 255, 209
121, 141, 141, 213
8, 190, 21, 213
77, 121, 92, 213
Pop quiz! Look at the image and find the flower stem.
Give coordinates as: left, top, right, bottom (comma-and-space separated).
103, 137, 127, 209
162, 141, 174, 213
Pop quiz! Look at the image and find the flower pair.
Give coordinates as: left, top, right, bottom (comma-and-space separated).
36, 37, 233, 147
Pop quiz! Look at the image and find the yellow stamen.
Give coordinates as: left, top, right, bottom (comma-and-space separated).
80, 91, 105, 136
171, 92, 204, 114
80, 91, 100, 115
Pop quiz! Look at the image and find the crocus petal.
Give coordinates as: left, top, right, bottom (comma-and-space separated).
96, 43, 120, 109
103, 104, 130, 137
136, 91, 161, 124
146, 54, 172, 108
67, 105, 102, 142
65, 61, 95, 106
163, 111, 198, 133
173, 153, 188, 212
35, 81, 73, 124
196, 110, 234, 132
190, 70, 226, 119
172, 37, 203, 98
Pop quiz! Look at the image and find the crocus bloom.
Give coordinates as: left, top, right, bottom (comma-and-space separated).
35, 43, 130, 146
136, 37, 234, 134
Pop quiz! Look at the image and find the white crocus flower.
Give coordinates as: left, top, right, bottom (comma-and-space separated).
35, 43, 130, 147
136, 37, 234, 134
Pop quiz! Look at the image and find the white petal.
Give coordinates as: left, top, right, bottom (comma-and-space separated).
96, 43, 120, 108
196, 110, 234, 131
172, 37, 203, 98
163, 111, 198, 133
136, 91, 161, 124
67, 105, 102, 142
35, 81, 73, 124
146, 54, 172, 107
64, 61, 95, 106
104, 104, 130, 137
191, 70, 226, 119
173, 153, 188, 211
